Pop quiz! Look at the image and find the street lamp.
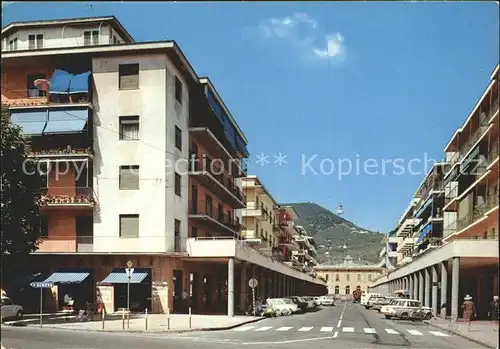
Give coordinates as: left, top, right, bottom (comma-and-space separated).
125, 260, 134, 330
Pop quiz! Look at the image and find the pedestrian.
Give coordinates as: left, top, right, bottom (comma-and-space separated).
461, 294, 476, 332
488, 295, 499, 331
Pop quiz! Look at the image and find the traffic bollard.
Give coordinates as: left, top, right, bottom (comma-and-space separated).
102, 309, 105, 330
122, 309, 125, 330
145, 308, 148, 331
189, 307, 192, 329
167, 309, 170, 330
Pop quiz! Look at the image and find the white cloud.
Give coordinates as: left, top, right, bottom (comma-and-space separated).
257, 13, 346, 63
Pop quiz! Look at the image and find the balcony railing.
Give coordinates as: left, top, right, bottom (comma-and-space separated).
40, 187, 94, 205
458, 120, 489, 160
188, 200, 242, 232
456, 192, 499, 231
30, 147, 93, 158
2, 90, 91, 108
189, 157, 245, 202
36, 235, 93, 253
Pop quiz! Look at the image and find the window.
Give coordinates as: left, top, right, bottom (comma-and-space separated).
368, 274, 372, 281
113, 36, 119, 44
346, 273, 350, 281
26, 73, 47, 98
119, 214, 139, 238
191, 227, 198, 238
83, 30, 99, 46
119, 165, 139, 190
9, 38, 18, 51
174, 219, 181, 251
175, 172, 181, 196
357, 274, 361, 281
28, 34, 44, 49
325, 274, 329, 282
334, 285, 340, 294
2, 298, 13, 306
175, 126, 182, 151
335, 274, 340, 282
345, 285, 350, 295
119, 116, 139, 140
119, 64, 139, 90
174, 76, 183, 103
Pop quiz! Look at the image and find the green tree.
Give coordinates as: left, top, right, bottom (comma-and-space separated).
1, 105, 43, 271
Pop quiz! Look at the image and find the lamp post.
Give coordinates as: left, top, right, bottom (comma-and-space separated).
125, 260, 134, 330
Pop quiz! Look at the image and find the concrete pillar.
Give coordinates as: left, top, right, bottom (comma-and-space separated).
227, 258, 234, 317
424, 268, 430, 307
240, 265, 247, 311
440, 262, 448, 318
432, 264, 438, 316
409, 274, 414, 298
413, 273, 418, 299
418, 271, 424, 303
451, 257, 460, 320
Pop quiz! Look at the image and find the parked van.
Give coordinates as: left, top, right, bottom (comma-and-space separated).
360, 293, 383, 306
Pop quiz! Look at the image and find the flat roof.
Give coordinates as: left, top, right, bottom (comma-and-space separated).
1, 15, 134, 42
242, 175, 278, 207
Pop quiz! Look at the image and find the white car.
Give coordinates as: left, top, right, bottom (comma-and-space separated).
380, 298, 433, 320
319, 295, 335, 306
1, 297, 23, 322
267, 298, 299, 315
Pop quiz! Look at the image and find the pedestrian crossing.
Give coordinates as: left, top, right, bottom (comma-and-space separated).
234, 325, 450, 337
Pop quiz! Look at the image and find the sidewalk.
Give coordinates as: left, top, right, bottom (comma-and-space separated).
22, 313, 264, 333
425, 318, 499, 349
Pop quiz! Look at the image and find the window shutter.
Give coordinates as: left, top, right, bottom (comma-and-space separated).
119, 166, 139, 190
120, 215, 139, 238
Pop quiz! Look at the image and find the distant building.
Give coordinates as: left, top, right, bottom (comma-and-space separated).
314, 255, 383, 296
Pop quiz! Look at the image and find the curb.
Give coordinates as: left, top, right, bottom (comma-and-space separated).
424, 320, 497, 349
14, 316, 266, 334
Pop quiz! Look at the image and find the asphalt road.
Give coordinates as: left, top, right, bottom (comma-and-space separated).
1, 302, 490, 349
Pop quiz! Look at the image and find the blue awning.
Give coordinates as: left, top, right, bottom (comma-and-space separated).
10, 110, 48, 136
49, 69, 73, 94
416, 223, 432, 244
44, 109, 88, 134
100, 268, 149, 284
415, 197, 433, 218
69, 71, 91, 94
43, 271, 91, 284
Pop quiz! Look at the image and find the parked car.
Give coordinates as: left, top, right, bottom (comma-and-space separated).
267, 298, 299, 315
361, 293, 382, 306
301, 296, 317, 309
290, 296, 309, 312
319, 295, 335, 306
365, 295, 385, 309
371, 297, 394, 312
380, 298, 433, 320
1, 296, 23, 322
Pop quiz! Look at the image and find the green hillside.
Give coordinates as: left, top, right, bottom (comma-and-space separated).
284, 202, 384, 264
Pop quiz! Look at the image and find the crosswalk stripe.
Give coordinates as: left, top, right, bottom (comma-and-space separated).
407, 330, 423, 336
385, 329, 399, 334
276, 327, 293, 331
298, 327, 313, 331
342, 327, 355, 332
429, 331, 449, 337
234, 326, 255, 331
320, 326, 334, 332
363, 328, 376, 334
255, 326, 273, 331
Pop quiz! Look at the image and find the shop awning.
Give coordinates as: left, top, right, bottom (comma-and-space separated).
10, 110, 48, 136
43, 270, 91, 284
100, 268, 149, 284
43, 109, 88, 134
416, 223, 432, 244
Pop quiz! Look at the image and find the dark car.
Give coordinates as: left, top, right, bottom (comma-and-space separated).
290, 296, 309, 312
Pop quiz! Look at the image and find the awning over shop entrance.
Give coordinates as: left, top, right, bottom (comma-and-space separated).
43, 270, 91, 284
100, 268, 150, 284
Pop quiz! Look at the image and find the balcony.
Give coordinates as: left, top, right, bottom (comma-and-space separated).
379, 246, 387, 258
29, 146, 93, 160
396, 218, 420, 238
40, 187, 94, 209
35, 235, 93, 253
2, 89, 92, 109
278, 237, 298, 251
188, 200, 242, 237
397, 237, 416, 253
189, 158, 245, 208
458, 120, 490, 161
241, 203, 268, 221
456, 192, 499, 232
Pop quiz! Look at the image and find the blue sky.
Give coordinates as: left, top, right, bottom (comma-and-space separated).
3, 2, 498, 232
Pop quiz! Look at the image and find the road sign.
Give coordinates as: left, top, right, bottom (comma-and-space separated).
125, 268, 134, 278
30, 282, 53, 288
248, 278, 258, 289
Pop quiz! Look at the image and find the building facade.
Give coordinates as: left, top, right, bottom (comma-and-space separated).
314, 255, 383, 296
1, 16, 326, 316
370, 64, 499, 321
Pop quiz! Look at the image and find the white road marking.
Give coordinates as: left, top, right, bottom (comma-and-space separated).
234, 326, 255, 331
276, 326, 293, 331
337, 302, 348, 328
320, 326, 334, 332
407, 329, 423, 336
342, 327, 355, 332
332, 331, 338, 338
429, 330, 449, 337
255, 326, 273, 331
385, 329, 399, 334
363, 327, 376, 334
241, 334, 338, 345
298, 326, 313, 331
